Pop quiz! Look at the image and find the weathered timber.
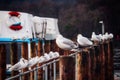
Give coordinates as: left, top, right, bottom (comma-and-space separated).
37, 41, 43, 80
10, 42, 19, 80
0, 44, 6, 80
21, 42, 29, 80
59, 56, 75, 80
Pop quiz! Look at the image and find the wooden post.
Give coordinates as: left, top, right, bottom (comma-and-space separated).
10, 42, 19, 80
109, 40, 114, 80
37, 41, 43, 80
21, 42, 29, 80
30, 42, 36, 80
44, 40, 52, 80
104, 42, 109, 80
99, 43, 105, 80
76, 52, 82, 80
0, 44, 6, 80
81, 49, 91, 80
51, 40, 59, 52
59, 56, 75, 80
107, 40, 114, 80
94, 45, 101, 80
44, 40, 51, 53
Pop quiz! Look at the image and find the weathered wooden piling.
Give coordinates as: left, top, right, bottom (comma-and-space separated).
44, 40, 52, 80
30, 42, 36, 80
81, 49, 92, 80
94, 45, 102, 80
10, 42, 19, 80
0, 44, 6, 80
76, 52, 82, 80
108, 40, 114, 80
59, 56, 75, 80
99, 43, 105, 80
21, 42, 29, 80
37, 41, 43, 80
107, 40, 114, 80
44, 40, 51, 53
104, 41, 109, 80
51, 40, 59, 52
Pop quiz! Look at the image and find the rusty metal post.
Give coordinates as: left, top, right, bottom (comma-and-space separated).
21, 42, 29, 80
59, 56, 75, 80
0, 44, 6, 80
10, 42, 19, 80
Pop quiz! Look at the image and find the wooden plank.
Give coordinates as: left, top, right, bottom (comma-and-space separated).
0, 44, 6, 80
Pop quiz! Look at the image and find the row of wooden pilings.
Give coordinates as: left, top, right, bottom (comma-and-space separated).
0, 40, 114, 80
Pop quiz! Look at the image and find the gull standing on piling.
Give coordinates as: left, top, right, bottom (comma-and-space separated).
56, 34, 78, 51
77, 34, 93, 47
91, 32, 100, 41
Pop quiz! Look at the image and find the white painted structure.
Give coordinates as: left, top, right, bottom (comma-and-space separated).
0, 11, 34, 39
33, 16, 60, 40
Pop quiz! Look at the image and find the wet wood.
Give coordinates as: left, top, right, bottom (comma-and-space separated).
107, 40, 114, 80
59, 56, 75, 80
0, 44, 6, 80
76, 52, 82, 80
37, 41, 43, 80
21, 42, 29, 80
81, 50, 91, 80
44, 40, 51, 53
30, 42, 36, 80
99, 43, 105, 80
10, 42, 19, 80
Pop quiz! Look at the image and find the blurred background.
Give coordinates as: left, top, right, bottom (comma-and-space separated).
0, 0, 120, 40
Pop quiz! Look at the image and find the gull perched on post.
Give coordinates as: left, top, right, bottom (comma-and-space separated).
8, 58, 28, 71
108, 33, 114, 39
77, 34, 93, 47
91, 32, 100, 41
56, 34, 78, 51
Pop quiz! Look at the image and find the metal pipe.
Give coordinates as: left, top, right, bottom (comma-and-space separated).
53, 60, 56, 80
45, 66, 48, 80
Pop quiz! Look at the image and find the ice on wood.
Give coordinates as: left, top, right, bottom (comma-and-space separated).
0, 11, 34, 39
33, 16, 60, 40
